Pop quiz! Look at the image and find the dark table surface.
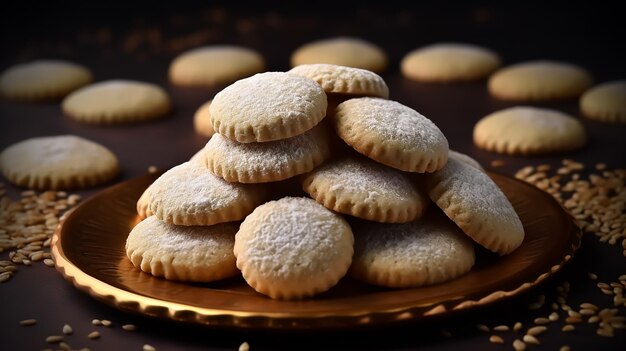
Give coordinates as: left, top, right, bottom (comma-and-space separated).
1, 2, 625, 350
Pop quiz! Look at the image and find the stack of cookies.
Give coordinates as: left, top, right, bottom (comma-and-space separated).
126, 64, 525, 300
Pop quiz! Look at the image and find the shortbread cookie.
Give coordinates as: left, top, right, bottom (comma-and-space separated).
126, 217, 239, 282
580, 80, 626, 123
333, 97, 448, 173
136, 186, 153, 220
204, 124, 331, 183
291, 37, 387, 73
149, 161, 266, 226
401, 43, 501, 82
169, 46, 265, 87
424, 158, 525, 255
449, 150, 483, 171
0, 135, 119, 190
488, 60, 592, 101
473, 106, 586, 155
234, 197, 354, 299
301, 157, 427, 223
349, 212, 475, 288
288, 64, 389, 98
188, 148, 206, 164
62, 80, 171, 124
194, 100, 215, 137
210, 72, 327, 143
0, 60, 92, 101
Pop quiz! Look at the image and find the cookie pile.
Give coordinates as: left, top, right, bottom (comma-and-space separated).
126, 64, 525, 300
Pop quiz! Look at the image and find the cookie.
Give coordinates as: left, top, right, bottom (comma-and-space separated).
136, 186, 153, 220
333, 97, 448, 173
148, 161, 266, 226
0, 60, 92, 101
449, 150, 483, 171
210, 72, 327, 143
126, 216, 239, 282
234, 197, 354, 299
473, 106, 587, 155
0, 135, 119, 190
194, 99, 215, 137
580, 80, 626, 124
291, 37, 388, 73
349, 211, 475, 288
204, 124, 331, 183
169, 46, 265, 87
488, 60, 593, 101
401, 43, 501, 82
423, 157, 525, 255
62, 80, 171, 124
301, 157, 428, 223
288, 64, 389, 98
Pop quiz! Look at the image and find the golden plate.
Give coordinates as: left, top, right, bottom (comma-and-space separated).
51, 172, 581, 329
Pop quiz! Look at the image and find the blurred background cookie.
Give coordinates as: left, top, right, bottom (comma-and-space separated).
290, 37, 387, 73
580, 80, 626, 124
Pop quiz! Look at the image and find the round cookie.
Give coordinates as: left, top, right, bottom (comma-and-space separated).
423, 158, 525, 255
204, 124, 331, 183
0, 135, 119, 190
488, 60, 593, 101
349, 212, 475, 288
580, 80, 626, 124
126, 216, 239, 282
148, 161, 266, 226
401, 43, 501, 82
449, 150, 483, 171
169, 46, 265, 87
194, 99, 215, 137
136, 186, 153, 220
210, 72, 327, 143
288, 64, 389, 98
0, 60, 93, 101
234, 197, 354, 299
473, 106, 587, 155
291, 37, 388, 73
301, 157, 428, 223
333, 97, 448, 173
62, 80, 171, 124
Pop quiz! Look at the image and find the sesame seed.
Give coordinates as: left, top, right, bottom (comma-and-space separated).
526, 326, 546, 336
122, 324, 136, 331
489, 335, 503, 344
513, 322, 523, 332
46, 335, 64, 343
87, 331, 100, 339
513, 339, 526, 351
63, 324, 73, 335
562, 325, 575, 332
19, 318, 37, 326
522, 334, 540, 344
143, 345, 156, 351
493, 325, 509, 331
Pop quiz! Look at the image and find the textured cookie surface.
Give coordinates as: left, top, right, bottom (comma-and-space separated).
126, 216, 239, 282
210, 72, 327, 143
194, 100, 215, 137
448, 150, 483, 171
62, 80, 171, 124
204, 125, 331, 183
424, 158, 525, 255
169, 46, 265, 87
580, 80, 626, 123
349, 212, 475, 288
333, 97, 448, 172
0, 60, 92, 101
234, 197, 354, 299
136, 186, 153, 220
0, 135, 119, 190
488, 60, 592, 101
288, 64, 389, 98
149, 161, 266, 226
291, 37, 388, 73
302, 157, 427, 223
401, 43, 501, 82
473, 106, 586, 155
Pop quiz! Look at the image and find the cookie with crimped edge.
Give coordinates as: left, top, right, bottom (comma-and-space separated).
234, 197, 354, 299
148, 161, 266, 226
291, 37, 388, 73
126, 216, 239, 282
349, 210, 475, 288
169, 46, 265, 87
488, 60, 592, 101
0, 60, 92, 101
473, 106, 586, 155
423, 157, 525, 255
0, 135, 119, 190
204, 124, 331, 183
301, 157, 427, 223
333, 97, 448, 173
449, 150, 483, 171
210, 72, 327, 143
288, 64, 389, 99
193, 99, 214, 137
401, 43, 501, 82
62, 80, 171, 124
580, 80, 626, 124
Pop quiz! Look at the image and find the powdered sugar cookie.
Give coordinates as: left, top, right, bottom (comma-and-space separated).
580, 80, 626, 124
449, 150, 483, 171
291, 37, 387, 73
288, 64, 389, 98
136, 186, 153, 220
193, 100, 215, 137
